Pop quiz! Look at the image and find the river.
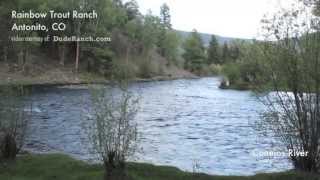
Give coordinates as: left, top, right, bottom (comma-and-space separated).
24, 77, 292, 175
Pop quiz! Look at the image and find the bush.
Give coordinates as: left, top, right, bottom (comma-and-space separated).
257, 4, 320, 172
209, 64, 222, 75
137, 56, 158, 78
111, 58, 137, 82
0, 86, 31, 160
85, 82, 139, 179
221, 63, 241, 84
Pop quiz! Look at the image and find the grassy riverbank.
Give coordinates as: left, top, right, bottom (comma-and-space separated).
0, 54, 197, 86
0, 154, 318, 180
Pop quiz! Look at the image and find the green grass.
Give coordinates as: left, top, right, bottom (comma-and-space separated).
0, 154, 319, 180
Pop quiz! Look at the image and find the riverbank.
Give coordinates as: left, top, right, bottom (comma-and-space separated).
0, 61, 198, 86
0, 154, 318, 180
219, 82, 254, 91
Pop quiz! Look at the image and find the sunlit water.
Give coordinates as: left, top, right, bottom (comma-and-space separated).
25, 77, 292, 175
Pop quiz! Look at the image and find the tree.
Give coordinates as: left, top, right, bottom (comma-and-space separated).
160, 3, 172, 30
229, 43, 240, 62
157, 3, 172, 57
1, 0, 37, 70
86, 82, 139, 179
302, 0, 320, 16
182, 30, 206, 73
74, 0, 86, 72
257, 1, 320, 172
221, 41, 267, 88
207, 35, 220, 64
0, 0, 14, 63
141, 13, 161, 54
83, 0, 128, 74
124, 0, 140, 21
162, 30, 180, 65
313, 1, 320, 16
221, 42, 229, 64
142, 11, 180, 65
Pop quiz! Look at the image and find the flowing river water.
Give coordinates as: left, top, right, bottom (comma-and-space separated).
24, 77, 292, 175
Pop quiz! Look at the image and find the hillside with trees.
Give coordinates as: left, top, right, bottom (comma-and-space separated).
0, 0, 255, 85
2, 0, 320, 179
0, 0, 195, 85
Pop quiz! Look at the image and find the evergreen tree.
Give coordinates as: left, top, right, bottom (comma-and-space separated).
207, 35, 220, 64
160, 3, 172, 29
158, 3, 172, 57
182, 30, 206, 72
221, 42, 229, 64
229, 44, 240, 62
124, 0, 140, 21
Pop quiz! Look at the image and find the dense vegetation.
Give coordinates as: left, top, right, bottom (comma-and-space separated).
0, 0, 240, 82
220, 0, 320, 90
219, 40, 265, 90
0, 0, 185, 80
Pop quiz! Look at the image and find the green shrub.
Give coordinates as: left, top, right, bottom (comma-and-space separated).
221, 63, 241, 84
137, 57, 158, 78
111, 58, 137, 81
209, 64, 222, 75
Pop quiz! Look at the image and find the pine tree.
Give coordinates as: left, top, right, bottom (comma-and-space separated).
221, 42, 229, 64
158, 3, 172, 56
160, 3, 172, 29
182, 30, 206, 72
124, 0, 140, 21
207, 35, 220, 64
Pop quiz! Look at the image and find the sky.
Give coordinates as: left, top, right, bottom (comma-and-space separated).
134, 0, 296, 39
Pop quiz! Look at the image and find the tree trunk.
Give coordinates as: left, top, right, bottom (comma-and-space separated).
3, 46, 8, 62
75, 20, 81, 72
59, 43, 66, 66
18, 50, 23, 71
22, 48, 28, 72
104, 163, 126, 180
75, 41, 79, 72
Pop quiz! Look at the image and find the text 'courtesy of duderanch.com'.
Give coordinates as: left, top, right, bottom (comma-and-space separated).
10, 10, 111, 42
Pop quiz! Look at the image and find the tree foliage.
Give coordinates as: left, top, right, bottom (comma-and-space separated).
160, 3, 172, 30
182, 30, 206, 73
256, 1, 320, 172
221, 41, 266, 89
207, 35, 220, 64
0, 0, 181, 78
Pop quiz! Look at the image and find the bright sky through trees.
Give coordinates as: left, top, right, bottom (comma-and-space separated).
135, 0, 296, 39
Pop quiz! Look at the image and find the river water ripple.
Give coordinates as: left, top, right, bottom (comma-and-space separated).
25, 77, 292, 175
